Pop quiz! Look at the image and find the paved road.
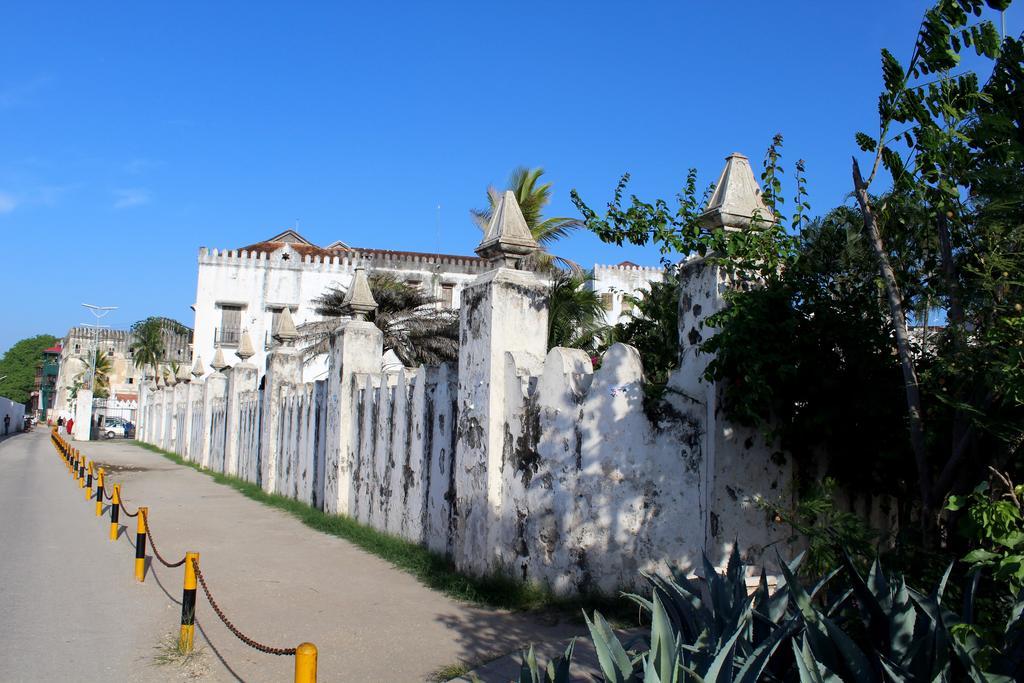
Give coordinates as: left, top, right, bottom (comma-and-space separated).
0, 430, 587, 682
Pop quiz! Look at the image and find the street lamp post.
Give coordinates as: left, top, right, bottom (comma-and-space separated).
76, 303, 117, 440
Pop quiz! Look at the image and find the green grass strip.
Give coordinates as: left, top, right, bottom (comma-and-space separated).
131, 440, 625, 617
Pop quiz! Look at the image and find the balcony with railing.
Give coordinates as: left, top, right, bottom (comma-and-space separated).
214, 327, 241, 347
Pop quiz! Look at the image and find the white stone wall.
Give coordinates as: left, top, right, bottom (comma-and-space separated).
0, 397, 25, 435
192, 246, 487, 384
139, 256, 794, 595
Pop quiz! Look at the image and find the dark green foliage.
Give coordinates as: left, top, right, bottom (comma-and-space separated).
948, 471, 1024, 600
129, 317, 191, 379
603, 271, 680, 402
547, 270, 608, 352
0, 334, 58, 404
515, 641, 575, 683
311, 273, 459, 367
577, 546, 1024, 681
760, 478, 880, 579
700, 210, 914, 501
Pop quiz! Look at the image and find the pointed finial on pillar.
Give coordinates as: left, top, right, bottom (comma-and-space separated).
176, 362, 191, 383
342, 267, 378, 321
191, 354, 205, 378
475, 190, 538, 268
272, 307, 298, 345
211, 345, 227, 371
156, 374, 165, 389
236, 330, 255, 362
699, 152, 776, 231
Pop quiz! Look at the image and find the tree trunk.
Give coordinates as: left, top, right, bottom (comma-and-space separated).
852, 158, 933, 531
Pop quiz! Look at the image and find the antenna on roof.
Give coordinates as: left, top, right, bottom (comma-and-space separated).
435, 203, 442, 272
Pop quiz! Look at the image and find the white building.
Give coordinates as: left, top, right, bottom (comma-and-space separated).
52, 325, 191, 422
191, 229, 663, 380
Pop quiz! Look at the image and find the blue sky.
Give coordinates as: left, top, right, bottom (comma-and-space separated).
0, 1, 1017, 355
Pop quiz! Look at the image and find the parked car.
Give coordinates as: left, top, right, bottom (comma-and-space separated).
102, 417, 128, 439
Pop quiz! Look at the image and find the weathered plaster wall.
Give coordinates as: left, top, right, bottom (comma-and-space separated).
0, 397, 25, 435
140, 257, 795, 595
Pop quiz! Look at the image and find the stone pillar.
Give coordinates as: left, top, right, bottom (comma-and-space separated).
454, 191, 548, 575
73, 387, 92, 441
173, 372, 189, 456
260, 308, 302, 493
224, 331, 258, 477
183, 357, 205, 461
323, 266, 383, 515
668, 151, 794, 567
200, 350, 228, 468
161, 378, 176, 452
137, 378, 150, 442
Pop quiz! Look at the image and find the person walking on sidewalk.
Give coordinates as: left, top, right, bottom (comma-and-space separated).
66, 417, 74, 435
3, 414, 9, 435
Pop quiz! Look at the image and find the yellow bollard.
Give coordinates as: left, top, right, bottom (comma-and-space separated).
134, 508, 148, 582
79, 458, 87, 488
179, 552, 200, 653
84, 462, 94, 497
95, 469, 105, 517
295, 643, 318, 683
109, 484, 121, 541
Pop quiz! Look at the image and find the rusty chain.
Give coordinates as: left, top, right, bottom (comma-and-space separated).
51, 441, 298, 659
141, 510, 186, 568
191, 558, 297, 656
119, 499, 139, 518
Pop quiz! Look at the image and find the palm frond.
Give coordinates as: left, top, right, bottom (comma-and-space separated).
301, 272, 460, 368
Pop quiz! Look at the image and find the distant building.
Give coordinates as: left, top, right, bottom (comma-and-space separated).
29, 345, 61, 419
191, 229, 664, 381
52, 325, 192, 420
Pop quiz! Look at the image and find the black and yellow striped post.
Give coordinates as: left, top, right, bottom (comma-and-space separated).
95, 468, 105, 517
134, 508, 148, 582
179, 552, 200, 653
84, 463, 93, 498
109, 484, 121, 541
70, 449, 77, 476
295, 643, 318, 683
78, 458, 87, 489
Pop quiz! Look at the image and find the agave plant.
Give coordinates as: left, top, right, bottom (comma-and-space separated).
573, 545, 1024, 683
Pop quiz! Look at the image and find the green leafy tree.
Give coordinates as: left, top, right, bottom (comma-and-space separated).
130, 317, 190, 381
849, 0, 1021, 528
305, 273, 459, 367
546, 270, 608, 352
472, 166, 584, 271
603, 271, 680, 394
0, 334, 59, 404
948, 468, 1024, 599
76, 350, 112, 399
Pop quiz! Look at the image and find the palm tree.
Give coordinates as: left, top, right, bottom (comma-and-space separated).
471, 167, 583, 271
130, 318, 166, 380
547, 271, 608, 352
75, 350, 112, 398
300, 273, 459, 367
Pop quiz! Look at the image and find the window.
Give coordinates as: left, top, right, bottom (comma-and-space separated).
406, 279, 422, 291
441, 284, 454, 307
217, 304, 243, 346
600, 292, 615, 311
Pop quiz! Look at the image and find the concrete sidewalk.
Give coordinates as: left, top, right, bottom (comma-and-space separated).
9, 431, 601, 681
